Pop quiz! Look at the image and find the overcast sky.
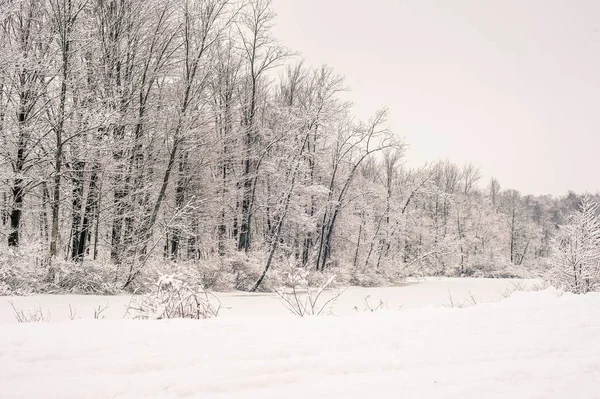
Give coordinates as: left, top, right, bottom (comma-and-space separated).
271, 0, 600, 196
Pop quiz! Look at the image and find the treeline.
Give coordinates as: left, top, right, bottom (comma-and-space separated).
0, 0, 588, 292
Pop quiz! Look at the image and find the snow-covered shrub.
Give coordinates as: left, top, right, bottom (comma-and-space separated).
546, 197, 600, 294
0, 265, 43, 295
276, 268, 345, 316
219, 253, 258, 291
305, 267, 342, 287
0, 246, 47, 295
0, 281, 10, 296
225, 252, 284, 292
124, 258, 212, 294
487, 262, 534, 279
54, 261, 120, 294
126, 274, 221, 319
122, 252, 286, 294
194, 260, 235, 291
0, 245, 123, 295
349, 271, 389, 287
120, 257, 179, 294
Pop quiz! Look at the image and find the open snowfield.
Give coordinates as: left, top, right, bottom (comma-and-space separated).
1, 278, 599, 398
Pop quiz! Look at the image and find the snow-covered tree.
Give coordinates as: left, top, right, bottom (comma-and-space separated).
0, 0, 590, 294
547, 197, 600, 294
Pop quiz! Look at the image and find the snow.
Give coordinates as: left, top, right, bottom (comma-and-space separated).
1, 279, 599, 398
0, 277, 539, 323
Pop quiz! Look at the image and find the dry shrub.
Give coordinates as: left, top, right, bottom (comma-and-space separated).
9, 301, 51, 322
276, 268, 345, 316
354, 295, 389, 313
126, 274, 221, 320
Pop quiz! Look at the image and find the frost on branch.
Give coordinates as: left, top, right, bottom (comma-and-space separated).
547, 197, 600, 294
126, 274, 221, 320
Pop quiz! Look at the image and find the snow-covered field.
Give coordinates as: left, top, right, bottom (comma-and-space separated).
1, 278, 599, 398
0, 277, 539, 322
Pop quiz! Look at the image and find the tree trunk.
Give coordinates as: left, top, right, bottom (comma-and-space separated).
8, 181, 23, 247
70, 160, 85, 260
8, 104, 29, 247
169, 151, 188, 260
74, 165, 99, 261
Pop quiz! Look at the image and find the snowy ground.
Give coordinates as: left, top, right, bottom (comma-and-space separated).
0, 277, 539, 322
1, 278, 599, 398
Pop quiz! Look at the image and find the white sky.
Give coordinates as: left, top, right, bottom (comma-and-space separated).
271, 0, 600, 196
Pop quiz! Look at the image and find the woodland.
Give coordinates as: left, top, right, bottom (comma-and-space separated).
0, 0, 592, 295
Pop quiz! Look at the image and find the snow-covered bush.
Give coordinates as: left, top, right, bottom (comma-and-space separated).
276, 268, 345, 316
219, 252, 285, 292
126, 274, 221, 320
119, 252, 287, 294
54, 261, 120, 294
487, 262, 534, 279
546, 197, 600, 294
304, 266, 344, 287
193, 260, 235, 291
0, 265, 43, 296
0, 245, 123, 295
0, 246, 48, 295
349, 271, 389, 287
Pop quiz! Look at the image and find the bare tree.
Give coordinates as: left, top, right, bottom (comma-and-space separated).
1, 0, 52, 247
488, 177, 501, 208
462, 162, 481, 196
315, 109, 399, 271
236, 0, 288, 251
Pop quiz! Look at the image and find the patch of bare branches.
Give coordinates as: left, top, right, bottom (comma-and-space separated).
275, 269, 345, 316
126, 275, 221, 320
